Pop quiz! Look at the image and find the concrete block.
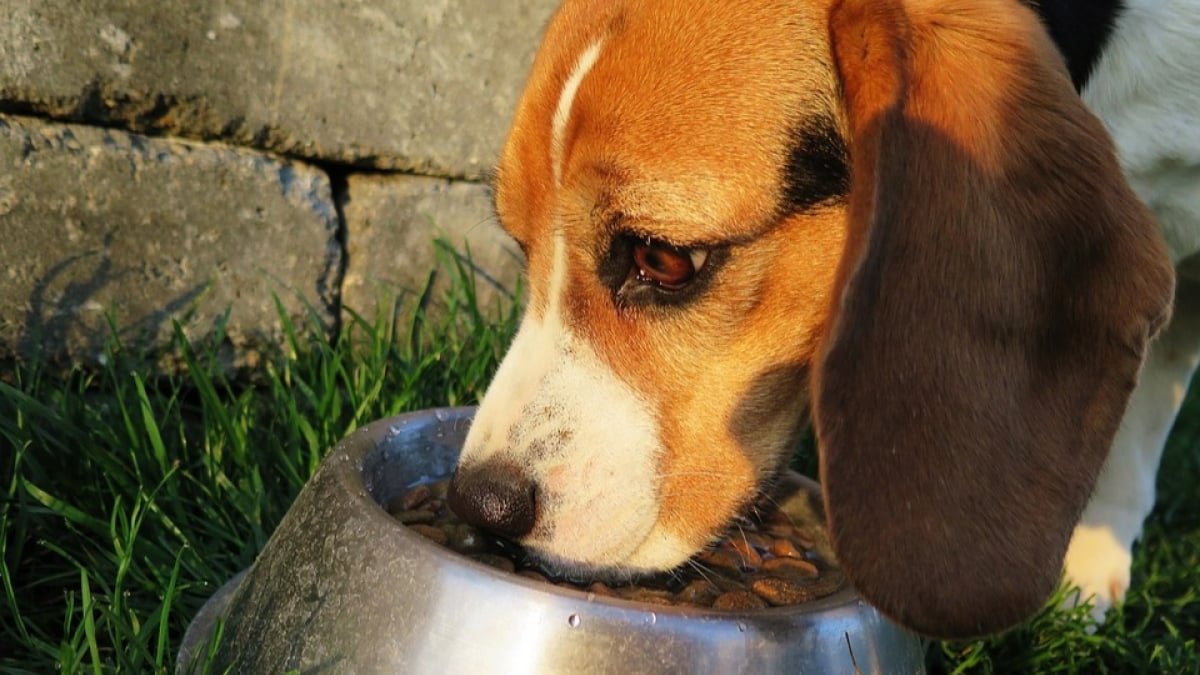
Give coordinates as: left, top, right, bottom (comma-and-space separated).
0, 114, 340, 366
0, 0, 559, 179
340, 173, 522, 323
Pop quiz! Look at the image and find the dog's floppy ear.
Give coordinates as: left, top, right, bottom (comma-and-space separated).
814, 0, 1175, 638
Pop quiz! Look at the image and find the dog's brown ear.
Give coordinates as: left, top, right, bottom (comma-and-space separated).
814, 0, 1175, 638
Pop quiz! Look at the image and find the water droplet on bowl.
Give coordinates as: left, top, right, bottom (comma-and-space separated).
646, 612, 657, 626
737, 622, 747, 633
568, 613, 581, 628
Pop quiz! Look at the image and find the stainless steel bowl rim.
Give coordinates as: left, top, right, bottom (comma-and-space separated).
348, 408, 862, 619
178, 406, 926, 674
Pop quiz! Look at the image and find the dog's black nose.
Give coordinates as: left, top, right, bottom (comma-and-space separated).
447, 461, 538, 539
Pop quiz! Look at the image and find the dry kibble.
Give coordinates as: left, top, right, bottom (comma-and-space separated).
392, 509, 436, 525
399, 484, 432, 511
766, 523, 815, 550
408, 524, 448, 546
428, 480, 450, 500
727, 538, 763, 570
587, 581, 616, 597
712, 590, 769, 611
621, 587, 676, 606
676, 580, 719, 606
769, 538, 803, 559
698, 546, 747, 573
391, 478, 842, 609
761, 557, 819, 579
751, 577, 817, 606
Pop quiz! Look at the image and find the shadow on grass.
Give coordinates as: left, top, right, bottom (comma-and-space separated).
0, 247, 520, 673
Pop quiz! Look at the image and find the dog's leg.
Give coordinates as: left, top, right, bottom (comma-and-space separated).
1063, 276, 1200, 624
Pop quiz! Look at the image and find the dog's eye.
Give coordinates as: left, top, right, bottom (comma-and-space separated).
601, 234, 723, 309
632, 240, 709, 290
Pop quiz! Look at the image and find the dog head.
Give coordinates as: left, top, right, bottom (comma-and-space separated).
448, 0, 1174, 638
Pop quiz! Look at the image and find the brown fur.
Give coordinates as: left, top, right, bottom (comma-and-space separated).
817, 0, 1174, 636
495, 0, 847, 559
492, 0, 1175, 638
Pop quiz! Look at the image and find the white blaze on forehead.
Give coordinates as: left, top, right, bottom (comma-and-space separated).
551, 38, 605, 188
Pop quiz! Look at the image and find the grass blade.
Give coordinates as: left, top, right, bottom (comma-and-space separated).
79, 570, 103, 675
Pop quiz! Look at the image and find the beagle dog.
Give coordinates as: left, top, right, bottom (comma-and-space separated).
448, 0, 1200, 638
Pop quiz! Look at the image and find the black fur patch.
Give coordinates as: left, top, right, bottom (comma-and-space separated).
781, 115, 850, 215
1024, 0, 1126, 91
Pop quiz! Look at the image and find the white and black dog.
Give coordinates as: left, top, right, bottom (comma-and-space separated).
447, 0, 1199, 638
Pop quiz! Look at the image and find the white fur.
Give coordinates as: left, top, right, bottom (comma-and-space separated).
460, 234, 689, 572
1064, 287, 1200, 623
551, 39, 604, 188
1082, 0, 1200, 264
1064, 0, 1200, 621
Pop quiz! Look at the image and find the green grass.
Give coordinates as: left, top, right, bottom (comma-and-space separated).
1, 252, 1197, 673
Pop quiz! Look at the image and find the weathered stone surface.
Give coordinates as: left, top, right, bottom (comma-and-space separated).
341, 174, 522, 322
0, 114, 339, 365
0, 0, 558, 179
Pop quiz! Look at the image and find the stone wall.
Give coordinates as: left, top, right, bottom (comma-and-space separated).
0, 0, 559, 365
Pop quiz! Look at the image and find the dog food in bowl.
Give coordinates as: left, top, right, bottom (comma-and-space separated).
386, 479, 845, 610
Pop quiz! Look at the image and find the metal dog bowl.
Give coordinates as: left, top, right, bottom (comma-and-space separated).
178, 407, 925, 673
